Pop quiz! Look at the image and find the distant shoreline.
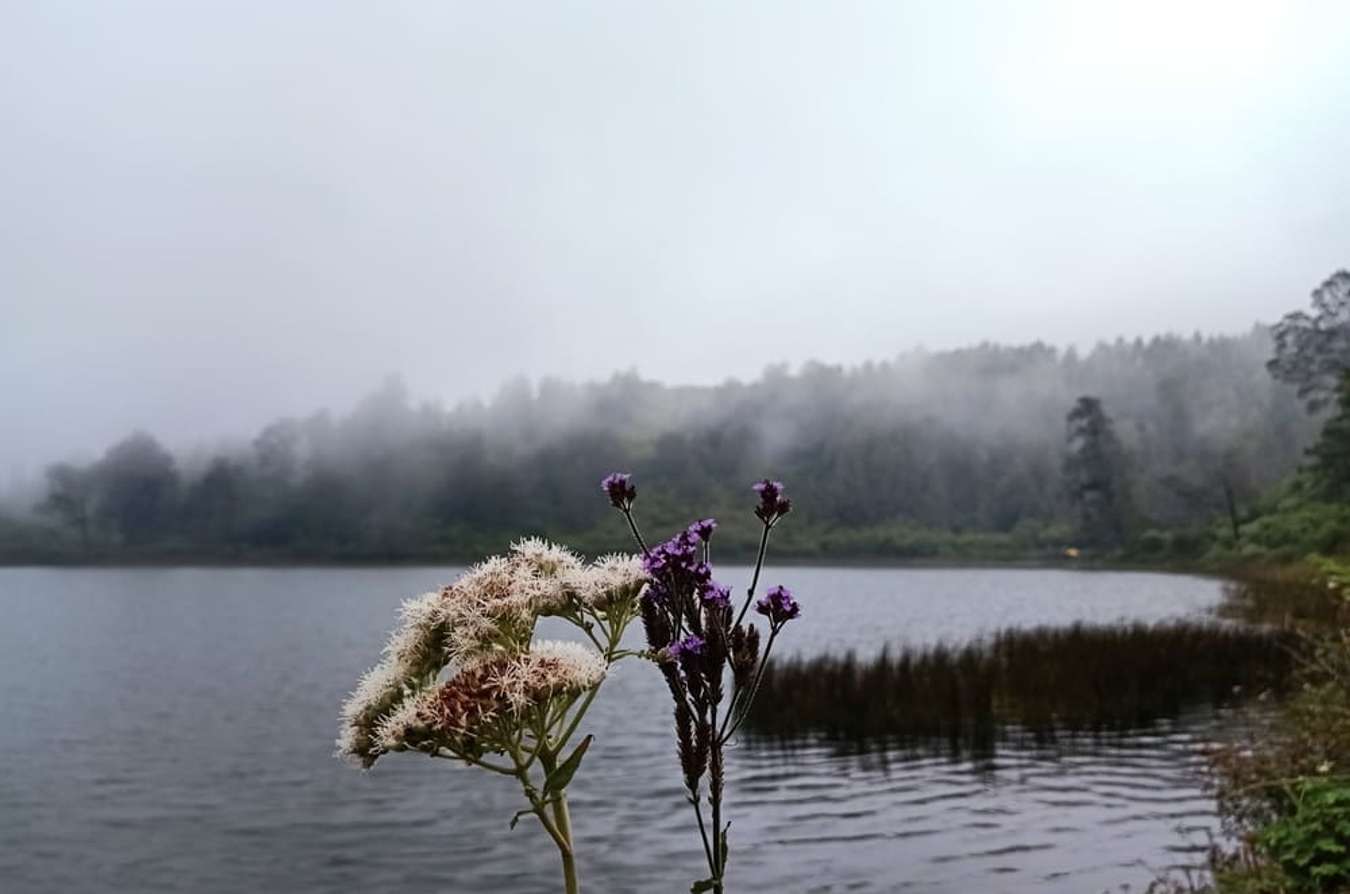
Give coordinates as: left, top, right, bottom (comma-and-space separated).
0, 553, 1224, 576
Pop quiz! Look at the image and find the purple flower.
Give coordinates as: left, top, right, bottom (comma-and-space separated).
641, 548, 670, 577
601, 472, 637, 510
752, 479, 781, 503
643, 529, 702, 578
753, 479, 792, 523
687, 518, 717, 542
671, 634, 705, 657
675, 528, 701, 551
755, 584, 800, 628
645, 580, 673, 605
668, 634, 707, 674
700, 581, 732, 610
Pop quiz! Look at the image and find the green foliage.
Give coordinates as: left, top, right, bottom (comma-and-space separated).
1215, 483, 1350, 562
1192, 566, 1350, 894
543, 735, 592, 796
1268, 270, 1350, 414
1256, 780, 1350, 891
1307, 379, 1350, 501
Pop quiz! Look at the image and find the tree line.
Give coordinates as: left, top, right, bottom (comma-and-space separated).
5, 285, 1347, 562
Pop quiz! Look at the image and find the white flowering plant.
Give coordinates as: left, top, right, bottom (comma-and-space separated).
337, 538, 647, 894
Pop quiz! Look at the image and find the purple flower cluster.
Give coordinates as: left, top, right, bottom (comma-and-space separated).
668, 633, 705, 661
752, 479, 792, 524
599, 471, 801, 893
601, 472, 637, 510
642, 524, 726, 610
700, 582, 731, 611
688, 517, 717, 541
755, 584, 800, 629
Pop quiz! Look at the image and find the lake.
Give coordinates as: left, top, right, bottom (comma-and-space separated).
0, 566, 1247, 892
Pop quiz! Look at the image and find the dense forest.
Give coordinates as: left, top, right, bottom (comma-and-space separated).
4, 316, 1339, 564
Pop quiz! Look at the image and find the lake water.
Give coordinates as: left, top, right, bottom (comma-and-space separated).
0, 566, 1237, 893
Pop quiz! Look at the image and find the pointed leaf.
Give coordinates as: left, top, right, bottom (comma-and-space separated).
544, 735, 593, 796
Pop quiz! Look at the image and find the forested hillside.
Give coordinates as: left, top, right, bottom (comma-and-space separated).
0, 328, 1321, 562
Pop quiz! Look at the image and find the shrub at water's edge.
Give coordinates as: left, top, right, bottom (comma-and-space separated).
1148, 566, 1350, 894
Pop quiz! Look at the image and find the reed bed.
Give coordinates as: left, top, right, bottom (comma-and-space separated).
746, 621, 1297, 756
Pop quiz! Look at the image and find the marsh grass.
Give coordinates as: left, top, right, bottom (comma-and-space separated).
745, 622, 1297, 757
1215, 567, 1349, 630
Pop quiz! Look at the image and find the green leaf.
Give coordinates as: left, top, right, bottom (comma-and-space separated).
508, 808, 534, 830
690, 879, 716, 892
544, 734, 593, 796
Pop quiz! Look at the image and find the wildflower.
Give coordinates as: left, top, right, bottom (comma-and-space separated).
753, 479, 792, 524
687, 518, 717, 542
701, 581, 732, 610
640, 588, 674, 650
669, 633, 705, 660
755, 584, 801, 629
372, 641, 607, 758
337, 659, 410, 767
729, 622, 761, 689
385, 590, 450, 678
341, 540, 637, 894
600, 474, 802, 894
669, 634, 707, 681
601, 472, 637, 510
511, 537, 584, 579
490, 640, 609, 711
339, 544, 619, 767
570, 553, 647, 611
642, 530, 706, 590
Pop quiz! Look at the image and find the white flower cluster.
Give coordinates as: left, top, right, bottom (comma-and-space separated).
566, 553, 647, 611
337, 541, 645, 767
490, 639, 609, 711
370, 641, 608, 758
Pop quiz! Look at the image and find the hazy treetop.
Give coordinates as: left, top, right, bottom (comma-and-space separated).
4, 1, 1349, 477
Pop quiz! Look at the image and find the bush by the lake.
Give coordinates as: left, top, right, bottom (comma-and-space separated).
603, 473, 801, 894
1132, 568, 1350, 894
336, 538, 646, 894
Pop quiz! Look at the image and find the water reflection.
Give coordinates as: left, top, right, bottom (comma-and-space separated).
745, 622, 1295, 758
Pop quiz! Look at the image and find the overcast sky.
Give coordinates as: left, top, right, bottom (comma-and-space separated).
3, 0, 1349, 477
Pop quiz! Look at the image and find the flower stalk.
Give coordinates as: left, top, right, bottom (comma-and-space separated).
603, 474, 801, 893
337, 539, 648, 893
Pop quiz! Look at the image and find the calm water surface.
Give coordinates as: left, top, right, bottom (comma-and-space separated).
0, 566, 1232, 893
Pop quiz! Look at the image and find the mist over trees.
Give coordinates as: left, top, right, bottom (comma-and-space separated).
1, 327, 1322, 562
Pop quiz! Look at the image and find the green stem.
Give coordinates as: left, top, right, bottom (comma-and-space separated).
621, 507, 650, 555
430, 749, 518, 776
538, 750, 580, 894
710, 703, 724, 893
552, 791, 579, 894
691, 793, 716, 875
720, 628, 778, 744
733, 524, 772, 628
